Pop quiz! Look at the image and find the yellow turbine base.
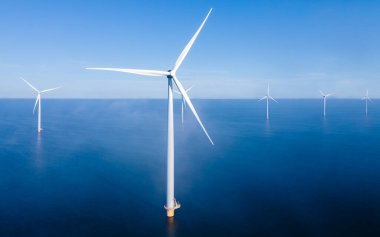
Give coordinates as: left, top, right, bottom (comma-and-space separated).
164, 201, 181, 218
167, 209, 175, 218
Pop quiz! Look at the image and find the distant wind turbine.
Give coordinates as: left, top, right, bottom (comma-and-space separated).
320, 90, 333, 117
259, 84, 278, 120
86, 9, 214, 217
175, 86, 193, 125
21, 77, 61, 133
362, 89, 372, 116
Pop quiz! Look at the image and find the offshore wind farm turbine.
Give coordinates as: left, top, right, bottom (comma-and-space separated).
259, 84, 278, 120
175, 86, 193, 125
362, 89, 372, 116
86, 9, 214, 217
320, 90, 333, 117
21, 78, 61, 133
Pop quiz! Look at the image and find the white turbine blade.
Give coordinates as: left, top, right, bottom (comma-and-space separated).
33, 95, 40, 114
259, 96, 267, 101
267, 83, 270, 95
86, 68, 170, 77
269, 96, 278, 103
40, 86, 61, 93
319, 90, 325, 97
172, 76, 214, 145
368, 97, 373, 102
326, 93, 333, 97
186, 85, 194, 92
21, 77, 39, 93
172, 9, 212, 72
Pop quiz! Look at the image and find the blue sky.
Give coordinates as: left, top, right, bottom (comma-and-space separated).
0, 0, 380, 98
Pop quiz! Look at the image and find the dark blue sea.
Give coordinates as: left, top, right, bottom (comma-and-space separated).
0, 99, 380, 237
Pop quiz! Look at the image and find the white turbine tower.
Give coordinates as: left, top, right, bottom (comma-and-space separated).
21, 78, 61, 133
362, 89, 372, 116
320, 90, 333, 117
86, 9, 214, 217
259, 84, 278, 120
175, 86, 193, 125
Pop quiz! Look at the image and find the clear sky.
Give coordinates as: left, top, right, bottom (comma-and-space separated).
0, 0, 380, 99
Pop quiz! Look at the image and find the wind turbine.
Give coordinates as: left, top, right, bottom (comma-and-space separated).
174, 86, 193, 125
21, 77, 61, 133
320, 90, 333, 117
362, 89, 372, 116
86, 9, 214, 217
259, 84, 278, 120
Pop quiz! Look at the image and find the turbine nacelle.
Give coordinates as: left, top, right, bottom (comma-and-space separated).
167, 70, 175, 78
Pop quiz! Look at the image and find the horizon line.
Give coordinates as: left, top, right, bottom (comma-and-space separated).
0, 97, 378, 100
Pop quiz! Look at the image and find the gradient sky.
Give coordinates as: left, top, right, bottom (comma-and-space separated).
0, 0, 380, 98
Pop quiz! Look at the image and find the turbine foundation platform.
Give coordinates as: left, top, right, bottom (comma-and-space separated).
164, 200, 181, 218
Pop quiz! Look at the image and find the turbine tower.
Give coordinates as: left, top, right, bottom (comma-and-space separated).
175, 86, 193, 125
362, 89, 372, 116
320, 90, 333, 117
259, 84, 278, 120
86, 9, 214, 218
21, 78, 61, 133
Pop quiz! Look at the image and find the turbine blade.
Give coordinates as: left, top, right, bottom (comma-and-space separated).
186, 85, 194, 92
174, 90, 181, 95
21, 77, 39, 93
319, 90, 325, 96
259, 96, 267, 101
40, 86, 61, 93
172, 9, 212, 72
326, 93, 333, 97
269, 96, 278, 103
172, 76, 214, 145
368, 97, 373, 102
86, 68, 170, 77
33, 95, 40, 114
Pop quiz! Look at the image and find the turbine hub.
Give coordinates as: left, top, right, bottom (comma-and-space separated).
167, 69, 174, 78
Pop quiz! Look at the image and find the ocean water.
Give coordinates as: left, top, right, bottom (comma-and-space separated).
0, 99, 380, 237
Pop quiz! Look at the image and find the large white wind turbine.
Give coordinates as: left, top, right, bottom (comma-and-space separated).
86, 9, 214, 217
320, 90, 333, 117
21, 78, 61, 133
175, 86, 193, 125
259, 84, 278, 120
362, 89, 372, 116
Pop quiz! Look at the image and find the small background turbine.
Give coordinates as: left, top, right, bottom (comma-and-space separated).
362, 89, 372, 116
21, 77, 61, 132
175, 86, 193, 125
259, 84, 278, 120
320, 90, 333, 117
